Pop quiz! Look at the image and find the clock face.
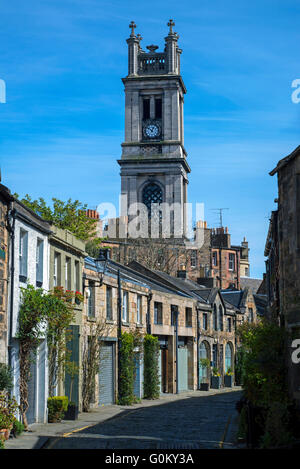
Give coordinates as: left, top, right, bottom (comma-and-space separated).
143, 121, 161, 139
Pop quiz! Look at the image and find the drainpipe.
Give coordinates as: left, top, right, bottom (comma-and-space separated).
117, 269, 122, 401
146, 290, 152, 335
173, 305, 179, 394
7, 208, 16, 369
196, 307, 200, 390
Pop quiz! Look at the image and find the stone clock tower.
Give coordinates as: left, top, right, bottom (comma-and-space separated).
118, 20, 190, 237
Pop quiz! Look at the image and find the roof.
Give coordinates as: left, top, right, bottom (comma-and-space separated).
270, 145, 300, 176
253, 294, 267, 316
220, 290, 244, 309
240, 277, 263, 294
84, 257, 195, 298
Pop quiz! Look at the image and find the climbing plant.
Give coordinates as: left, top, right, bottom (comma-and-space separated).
81, 319, 114, 412
143, 334, 160, 399
17, 284, 77, 428
16, 285, 49, 429
118, 332, 135, 405
46, 287, 76, 397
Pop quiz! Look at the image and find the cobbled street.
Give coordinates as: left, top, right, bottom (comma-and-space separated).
44, 390, 242, 449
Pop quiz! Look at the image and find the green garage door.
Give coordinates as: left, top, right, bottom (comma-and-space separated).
99, 342, 114, 405
178, 347, 188, 392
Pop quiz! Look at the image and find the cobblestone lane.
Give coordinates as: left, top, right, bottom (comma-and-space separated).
46, 390, 242, 449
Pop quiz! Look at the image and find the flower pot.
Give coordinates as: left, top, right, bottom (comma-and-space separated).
75, 297, 81, 305
0, 428, 11, 440
224, 375, 233, 387
200, 383, 209, 391
48, 412, 62, 423
211, 376, 221, 389
64, 404, 78, 420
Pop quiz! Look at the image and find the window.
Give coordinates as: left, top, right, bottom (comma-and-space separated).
228, 253, 235, 271
155, 98, 162, 119
142, 183, 163, 215
88, 280, 95, 318
190, 250, 197, 268
137, 295, 142, 324
225, 343, 232, 373
65, 257, 71, 290
74, 260, 80, 292
213, 304, 218, 331
122, 291, 129, 323
212, 251, 218, 267
212, 344, 218, 369
219, 305, 223, 331
154, 302, 162, 325
203, 313, 208, 330
53, 252, 61, 287
185, 307, 192, 327
171, 305, 178, 326
36, 238, 44, 286
143, 98, 150, 119
106, 286, 113, 320
19, 229, 28, 281
248, 308, 254, 323
227, 317, 232, 332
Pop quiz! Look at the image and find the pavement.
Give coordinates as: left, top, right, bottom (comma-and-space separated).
3, 386, 243, 450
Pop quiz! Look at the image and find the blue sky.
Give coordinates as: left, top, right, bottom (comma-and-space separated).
1, 0, 300, 278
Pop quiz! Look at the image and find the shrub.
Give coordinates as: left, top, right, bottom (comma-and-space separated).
47, 396, 68, 422
143, 335, 160, 399
12, 419, 25, 437
118, 332, 135, 405
0, 393, 19, 430
0, 364, 13, 392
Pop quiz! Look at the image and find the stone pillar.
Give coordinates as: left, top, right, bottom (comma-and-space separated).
127, 22, 140, 76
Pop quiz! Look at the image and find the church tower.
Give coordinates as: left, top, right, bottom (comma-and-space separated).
118, 20, 190, 237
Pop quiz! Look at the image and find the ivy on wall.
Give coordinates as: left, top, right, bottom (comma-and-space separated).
143, 334, 160, 399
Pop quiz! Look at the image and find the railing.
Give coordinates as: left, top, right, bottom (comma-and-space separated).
138, 53, 166, 75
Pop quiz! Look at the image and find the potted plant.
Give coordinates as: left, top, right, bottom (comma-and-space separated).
224, 367, 234, 387
211, 367, 221, 389
0, 392, 19, 441
199, 358, 210, 391
75, 291, 84, 305
64, 361, 79, 420
47, 396, 68, 423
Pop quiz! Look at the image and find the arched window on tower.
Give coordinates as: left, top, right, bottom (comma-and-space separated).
142, 182, 163, 216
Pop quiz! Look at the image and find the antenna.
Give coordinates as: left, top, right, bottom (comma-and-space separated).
210, 208, 229, 228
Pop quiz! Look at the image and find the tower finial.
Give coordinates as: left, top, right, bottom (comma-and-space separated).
167, 19, 175, 35
129, 21, 137, 37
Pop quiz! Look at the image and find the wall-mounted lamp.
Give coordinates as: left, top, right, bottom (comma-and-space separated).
83, 248, 110, 291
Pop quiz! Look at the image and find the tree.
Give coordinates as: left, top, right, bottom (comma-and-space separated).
14, 194, 98, 242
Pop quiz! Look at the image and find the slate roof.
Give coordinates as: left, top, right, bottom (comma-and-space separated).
240, 277, 263, 294
220, 290, 244, 309
253, 294, 267, 316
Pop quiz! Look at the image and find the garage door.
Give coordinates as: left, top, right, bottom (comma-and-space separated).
99, 342, 114, 405
158, 349, 162, 393
178, 347, 188, 392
